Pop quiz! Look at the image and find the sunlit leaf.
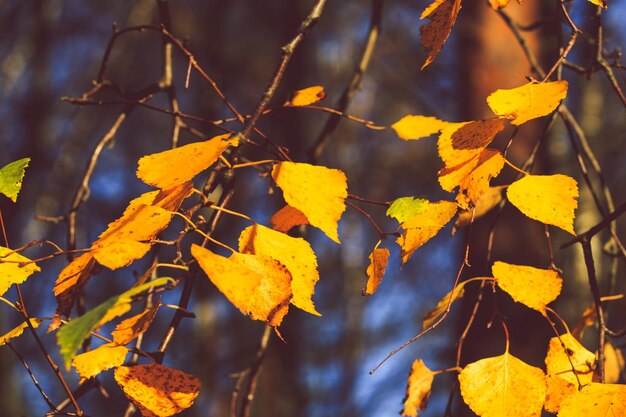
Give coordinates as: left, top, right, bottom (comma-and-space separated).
191, 245, 292, 327
422, 281, 466, 329
52, 253, 97, 329
454, 186, 503, 230
492, 261, 562, 315
0, 318, 43, 346
93, 240, 152, 270
459, 351, 546, 417
488, 0, 511, 9
0, 246, 40, 297
239, 224, 321, 316
137, 134, 238, 189
112, 302, 160, 345
115, 364, 201, 417
604, 342, 624, 384
507, 174, 578, 234
586, 0, 607, 9
270, 205, 309, 233
544, 332, 595, 412
363, 247, 390, 296
558, 383, 626, 417
286, 86, 326, 106
0, 158, 29, 202
438, 119, 505, 169
419, 0, 463, 69
72, 343, 129, 379
272, 162, 347, 243
391, 115, 448, 140
402, 359, 435, 416
487, 81, 568, 125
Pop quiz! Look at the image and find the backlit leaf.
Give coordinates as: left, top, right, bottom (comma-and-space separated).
72, 343, 128, 379
363, 247, 390, 296
459, 351, 546, 417
507, 174, 578, 234
492, 261, 562, 315
0, 158, 29, 202
487, 81, 568, 125
587, 0, 607, 9
449, 149, 505, 209
544, 333, 595, 412
422, 281, 466, 329
115, 364, 201, 417
191, 245, 292, 327
93, 240, 152, 270
558, 383, 626, 417
52, 253, 97, 329
0, 318, 43, 346
0, 246, 40, 297
239, 224, 320, 316
488, 0, 511, 9
438, 119, 505, 169
402, 359, 435, 416
454, 186, 503, 230
419, 0, 462, 69
286, 86, 326, 106
604, 342, 624, 384
391, 115, 448, 140
112, 302, 160, 345
270, 205, 309, 233
137, 134, 238, 189
272, 162, 347, 243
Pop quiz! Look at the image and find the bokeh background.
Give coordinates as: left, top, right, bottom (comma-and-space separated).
1, 1, 625, 416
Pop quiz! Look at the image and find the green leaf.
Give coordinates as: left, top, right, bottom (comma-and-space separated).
386, 197, 429, 224
0, 158, 30, 202
56, 277, 173, 369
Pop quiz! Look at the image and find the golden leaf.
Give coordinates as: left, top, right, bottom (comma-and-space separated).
419, 0, 462, 69
72, 343, 128, 379
115, 364, 201, 417
544, 332, 595, 412
492, 261, 562, 315
488, 0, 511, 9
286, 86, 326, 106
272, 162, 347, 243
437, 119, 505, 169
391, 115, 448, 140
270, 205, 309, 233
0, 246, 40, 297
93, 240, 152, 270
112, 302, 160, 345
363, 247, 390, 296
0, 318, 43, 346
454, 186, 503, 230
587, 0, 607, 8
452, 149, 505, 209
402, 359, 435, 416
459, 352, 546, 417
239, 224, 320, 316
191, 245, 292, 327
507, 174, 578, 234
136, 134, 238, 189
422, 282, 466, 329
604, 342, 625, 384
558, 383, 626, 417
52, 253, 97, 327
487, 81, 568, 125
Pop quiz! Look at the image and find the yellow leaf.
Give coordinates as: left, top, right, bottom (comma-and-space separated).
454, 186, 503, 230
0, 318, 43, 346
487, 81, 568, 125
272, 162, 347, 243
437, 119, 505, 169
286, 86, 326, 106
558, 383, 626, 417
492, 261, 562, 315
422, 282, 466, 329
191, 244, 292, 327
363, 247, 390, 296
0, 246, 40, 297
270, 205, 309, 233
419, 0, 462, 69
136, 134, 238, 189
112, 302, 160, 345
459, 352, 546, 417
115, 364, 201, 417
239, 224, 320, 316
391, 115, 448, 140
507, 174, 578, 234
453, 149, 505, 209
402, 359, 435, 416
544, 333, 595, 412
604, 342, 624, 384
587, 0, 607, 8
72, 343, 128, 379
93, 240, 152, 270
488, 0, 511, 9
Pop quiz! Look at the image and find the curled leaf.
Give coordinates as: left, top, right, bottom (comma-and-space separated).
270, 205, 309, 233
286, 86, 326, 106
419, 0, 463, 69
422, 282, 466, 329
363, 247, 390, 296
402, 359, 435, 416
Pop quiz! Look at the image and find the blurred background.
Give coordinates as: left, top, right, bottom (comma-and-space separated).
1, 0, 625, 416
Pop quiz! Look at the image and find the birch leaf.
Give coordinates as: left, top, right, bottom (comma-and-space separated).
72, 343, 129, 379
558, 383, 626, 417
391, 115, 448, 140
0, 246, 40, 297
487, 81, 568, 125
420, 0, 463, 69
363, 247, 390, 296
286, 86, 326, 106
0, 158, 29, 202
402, 359, 435, 416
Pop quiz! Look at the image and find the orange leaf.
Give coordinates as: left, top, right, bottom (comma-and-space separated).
492, 261, 562, 315
402, 359, 435, 416
272, 162, 347, 243
558, 383, 626, 417
363, 247, 390, 296
136, 134, 238, 189
391, 115, 448, 140
286, 86, 326, 106
52, 253, 97, 327
437, 119, 505, 169
454, 186, 503, 230
587, 0, 607, 8
487, 81, 568, 125
72, 343, 128, 379
488, 0, 511, 9
419, 0, 462, 69
270, 205, 309, 233
422, 282, 466, 329
507, 174, 578, 234
239, 224, 321, 316
459, 352, 546, 417
191, 244, 292, 327
112, 302, 160, 345
114, 364, 201, 417
544, 333, 595, 412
